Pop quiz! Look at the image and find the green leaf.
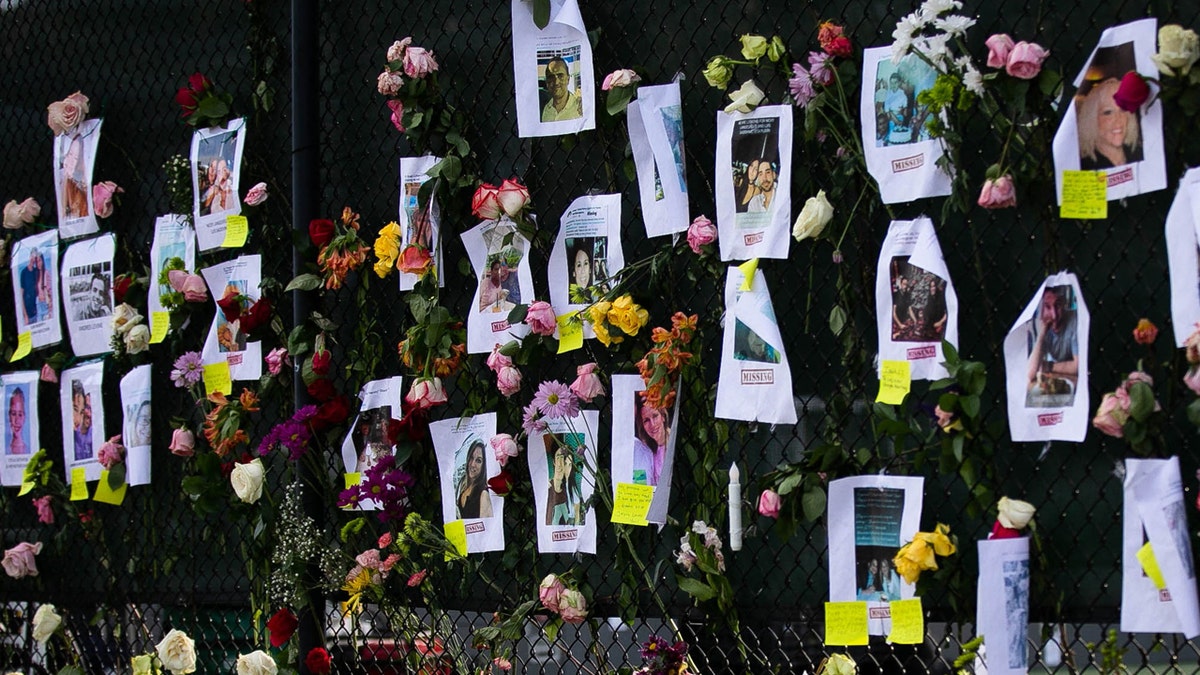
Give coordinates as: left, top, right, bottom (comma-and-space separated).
532, 0, 551, 28
829, 305, 847, 336
285, 273, 323, 292
961, 394, 981, 418
777, 472, 802, 496
507, 304, 529, 325
544, 617, 562, 643
107, 463, 126, 490
801, 487, 826, 522
1127, 381, 1155, 422
951, 434, 965, 463
606, 86, 634, 116
677, 577, 717, 601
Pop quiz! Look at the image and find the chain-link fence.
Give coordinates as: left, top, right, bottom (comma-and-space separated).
2, 1, 1200, 673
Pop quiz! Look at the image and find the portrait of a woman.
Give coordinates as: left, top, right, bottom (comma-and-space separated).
631, 396, 670, 487
455, 440, 493, 520
1075, 43, 1143, 170
545, 435, 584, 526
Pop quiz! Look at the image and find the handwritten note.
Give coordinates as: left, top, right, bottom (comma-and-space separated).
887, 598, 924, 644
824, 602, 869, 646
1137, 542, 1167, 590
10, 331, 32, 362
1060, 170, 1108, 219
150, 312, 170, 344
611, 482, 655, 526
221, 215, 250, 248
93, 470, 128, 505
737, 258, 759, 291
203, 361, 233, 396
70, 467, 89, 501
556, 314, 583, 354
444, 520, 468, 560
876, 360, 911, 405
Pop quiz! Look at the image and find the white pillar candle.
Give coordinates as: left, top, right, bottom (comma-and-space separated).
729, 462, 742, 551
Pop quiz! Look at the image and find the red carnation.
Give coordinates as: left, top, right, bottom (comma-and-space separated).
312, 395, 351, 430
305, 647, 332, 675
309, 218, 335, 249
266, 608, 298, 648
826, 35, 852, 58
311, 349, 332, 376
307, 378, 335, 402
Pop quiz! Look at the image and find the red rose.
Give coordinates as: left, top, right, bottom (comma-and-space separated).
311, 349, 332, 376
487, 469, 514, 497
175, 87, 199, 115
394, 404, 429, 443
307, 378, 335, 402
239, 298, 273, 336
217, 286, 243, 322
386, 418, 405, 446
990, 521, 1021, 540
113, 274, 134, 305
309, 218, 335, 249
826, 35, 852, 58
312, 395, 351, 430
188, 72, 212, 94
305, 647, 332, 675
266, 608, 298, 648
1113, 71, 1150, 112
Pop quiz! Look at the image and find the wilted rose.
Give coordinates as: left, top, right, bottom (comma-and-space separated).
406, 378, 448, 410
387, 100, 405, 132
169, 428, 195, 457
156, 629, 197, 675
569, 363, 605, 402
125, 324, 150, 354
244, 182, 269, 206
996, 496, 1036, 530
396, 245, 433, 276
977, 175, 1017, 209
792, 190, 833, 241
1091, 392, 1128, 438
32, 604, 61, 643
985, 34, 1015, 69
740, 34, 769, 60
403, 43, 439, 79
489, 433, 520, 466
1132, 318, 1158, 345
1006, 42, 1049, 79
687, 215, 717, 253
1152, 25, 1200, 76
524, 301, 557, 336
236, 650, 277, 675
496, 366, 522, 397
601, 68, 641, 90
2, 541, 42, 579
558, 589, 588, 624
98, 435, 126, 469
538, 574, 566, 612
93, 181, 124, 219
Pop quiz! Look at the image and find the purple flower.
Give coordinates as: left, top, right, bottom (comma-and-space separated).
171, 351, 204, 388
531, 381, 580, 420
522, 402, 548, 436
808, 51, 834, 86
260, 420, 312, 461
294, 405, 319, 422
788, 64, 816, 107
357, 455, 415, 523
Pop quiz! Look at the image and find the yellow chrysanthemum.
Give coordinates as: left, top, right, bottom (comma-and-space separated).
342, 567, 373, 616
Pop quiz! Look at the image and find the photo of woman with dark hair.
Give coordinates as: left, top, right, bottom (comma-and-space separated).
455, 439, 493, 519
631, 395, 670, 486
544, 434, 585, 526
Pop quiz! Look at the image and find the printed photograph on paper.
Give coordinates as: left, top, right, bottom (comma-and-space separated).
1075, 43, 1144, 171
1023, 284, 1080, 408
4, 383, 32, 458
195, 129, 240, 218
148, 215, 196, 318
730, 117, 781, 225
732, 319, 781, 364
1003, 559, 1031, 668
853, 487, 906, 601
872, 55, 937, 147
630, 395, 672, 487
565, 236, 609, 303
539, 46, 585, 123
477, 224, 525, 314
1, 372, 40, 486
120, 365, 152, 487
13, 234, 59, 336
451, 435, 495, 520
53, 118, 102, 239
348, 405, 394, 475
215, 280, 250, 353
68, 378, 96, 462
888, 256, 949, 343
543, 431, 587, 526
66, 261, 112, 322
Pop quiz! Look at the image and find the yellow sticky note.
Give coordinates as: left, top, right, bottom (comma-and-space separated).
444, 520, 468, 560
556, 313, 583, 354
824, 601, 869, 646
69, 467, 89, 501
221, 215, 250, 248
887, 598, 924, 644
344, 472, 362, 489
1060, 170, 1108, 219
10, 331, 32, 362
1138, 542, 1167, 590
876, 360, 911, 405
611, 482, 655, 526
150, 312, 170, 344
93, 470, 128, 505
18, 481, 35, 496
737, 259, 759, 291
203, 361, 232, 396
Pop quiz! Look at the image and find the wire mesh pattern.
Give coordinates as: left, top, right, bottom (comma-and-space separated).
2, 1, 1200, 673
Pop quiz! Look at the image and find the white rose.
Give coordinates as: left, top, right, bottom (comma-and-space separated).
124, 324, 151, 354
231, 458, 266, 504
1153, 25, 1200, 76
723, 79, 766, 114
155, 628, 197, 675
997, 496, 1036, 530
112, 303, 143, 335
792, 190, 834, 241
236, 649, 278, 675
32, 604, 62, 643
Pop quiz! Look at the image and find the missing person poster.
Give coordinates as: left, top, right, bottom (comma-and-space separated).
191, 118, 248, 251
715, 266, 797, 425
120, 365, 152, 487
860, 46, 952, 204
340, 376, 404, 512
1121, 457, 1200, 637
61, 360, 105, 483
398, 155, 444, 291
528, 409, 598, 554
1053, 19, 1166, 203
462, 218, 534, 354
60, 233, 116, 357
1165, 168, 1200, 346
0, 371, 40, 487
548, 194, 624, 339
828, 475, 924, 636
629, 80, 690, 238
1003, 272, 1090, 442
431, 414, 505, 554
715, 104, 793, 261
511, 0, 595, 138
148, 215, 197, 321
875, 217, 958, 381
10, 230, 62, 351
201, 255, 263, 381
976, 537, 1031, 675
53, 118, 103, 240
610, 374, 679, 526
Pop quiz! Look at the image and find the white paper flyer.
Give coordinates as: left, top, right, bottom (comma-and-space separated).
120, 364, 153, 486
340, 376, 404, 512
462, 218, 534, 354
398, 155, 444, 291
431, 414, 505, 554
61, 360, 105, 483
53, 118, 103, 240
0, 371, 40, 487
976, 537, 1031, 675
60, 233, 116, 358
191, 118, 248, 251
528, 409, 598, 554
511, 0, 595, 138
715, 266, 797, 425
148, 215, 197, 319
1165, 168, 1200, 346
548, 193, 624, 339
610, 374, 679, 526
628, 81, 689, 238
715, 104, 793, 261
200, 255, 263, 381
10, 230, 62, 351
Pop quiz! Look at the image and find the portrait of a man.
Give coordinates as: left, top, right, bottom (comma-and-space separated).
541, 56, 583, 123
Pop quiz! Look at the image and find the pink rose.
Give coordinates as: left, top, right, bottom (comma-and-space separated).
32, 496, 54, 525
97, 435, 125, 470
985, 34, 1015, 69
496, 178, 530, 218
46, 91, 89, 135
486, 344, 513, 372
601, 69, 641, 91
266, 347, 290, 376
1185, 366, 1200, 395
977, 175, 1017, 209
181, 274, 208, 303
3, 198, 39, 229
524, 301, 557, 336
558, 589, 588, 624
244, 182, 269, 206
406, 377, 448, 410
1186, 324, 1200, 364
2, 541, 43, 579
387, 38, 411, 63
92, 181, 124, 219
490, 433, 520, 467
39, 364, 58, 383
538, 574, 567, 612
403, 45, 439, 79
376, 70, 404, 96
471, 183, 502, 220
1006, 42, 1049, 79
569, 363, 605, 402
169, 428, 196, 457
168, 270, 189, 291
387, 100, 405, 132
687, 215, 717, 254
1091, 392, 1128, 438
496, 366, 523, 397
757, 489, 781, 518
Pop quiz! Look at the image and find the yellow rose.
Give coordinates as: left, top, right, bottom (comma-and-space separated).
588, 301, 612, 326
821, 653, 858, 675
740, 34, 768, 60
